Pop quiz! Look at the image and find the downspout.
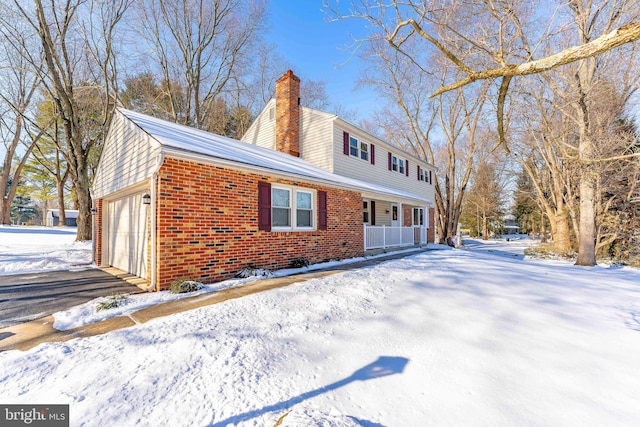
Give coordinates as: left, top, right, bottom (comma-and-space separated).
91, 198, 96, 266
148, 153, 164, 292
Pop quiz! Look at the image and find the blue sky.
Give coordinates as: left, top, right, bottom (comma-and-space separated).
265, 1, 377, 120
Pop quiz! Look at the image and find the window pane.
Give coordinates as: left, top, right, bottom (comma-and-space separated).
399, 159, 405, 173
273, 207, 291, 226
349, 136, 358, 156
296, 209, 312, 227
363, 201, 368, 209
392, 156, 398, 171
297, 192, 312, 209
363, 212, 369, 223
273, 188, 290, 207
360, 142, 368, 160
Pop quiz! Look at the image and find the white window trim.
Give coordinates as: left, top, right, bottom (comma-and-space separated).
360, 141, 369, 161
349, 135, 371, 162
363, 199, 370, 224
271, 184, 316, 232
349, 136, 358, 157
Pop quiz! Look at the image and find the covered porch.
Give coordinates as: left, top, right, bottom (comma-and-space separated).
362, 199, 429, 250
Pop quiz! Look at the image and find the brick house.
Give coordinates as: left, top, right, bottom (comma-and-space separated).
92, 107, 430, 291
243, 70, 437, 244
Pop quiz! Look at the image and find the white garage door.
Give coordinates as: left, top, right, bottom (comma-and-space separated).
107, 192, 149, 279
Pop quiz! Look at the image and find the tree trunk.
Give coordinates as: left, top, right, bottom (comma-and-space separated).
575, 174, 597, 265
1, 197, 10, 224
57, 176, 66, 227
554, 213, 572, 252
540, 214, 547, 243
73, 158, 92, 240
482, 214, 488, 240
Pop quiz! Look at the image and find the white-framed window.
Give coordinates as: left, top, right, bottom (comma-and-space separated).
296, 191, 313, 228
392, 155, 398, 171
419, 168, 425, 181
272, 185, 315, 231
399, 159, 405, 174
349, 135, 370, 162
272, 188, 291, 227
363, 200, 370, 224
360, 142, 369, 161
349, 136, 358, 157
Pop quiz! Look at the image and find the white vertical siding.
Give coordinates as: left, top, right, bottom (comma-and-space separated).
92, 111, 160, 199
332, 124, 435, 203
241, 99, 276, 150
299, 107, 334, 171
374, 201, 391, 226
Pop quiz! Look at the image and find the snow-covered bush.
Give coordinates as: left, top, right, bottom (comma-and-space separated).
235, 263, 272, 278
290, 256, 310, 268
96, 294, 128, 312
170, 278, 203, 294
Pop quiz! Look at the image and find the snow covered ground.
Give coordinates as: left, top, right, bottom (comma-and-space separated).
0, 225, 92, 274
1, 228, 640, 426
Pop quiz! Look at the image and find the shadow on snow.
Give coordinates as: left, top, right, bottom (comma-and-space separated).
209, 356, 409, 426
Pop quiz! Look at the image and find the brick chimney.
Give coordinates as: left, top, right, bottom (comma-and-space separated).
275, 70, 300, 157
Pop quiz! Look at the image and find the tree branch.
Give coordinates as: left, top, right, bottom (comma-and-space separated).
429, 21, 640, 97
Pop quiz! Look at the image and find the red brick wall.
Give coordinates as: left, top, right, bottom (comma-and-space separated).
154, 157, 363, 290
93, 199, 103, 265
275, 70, 300, 157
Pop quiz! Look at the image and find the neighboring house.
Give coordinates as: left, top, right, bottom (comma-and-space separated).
92, 107, 431, 291
502, 214, 521, 235
46, 209, 78, 227
243, 70, 437, 244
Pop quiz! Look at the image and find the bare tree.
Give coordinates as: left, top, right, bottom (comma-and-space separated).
133, 0, 268, 130
360, 33, 491, 242
327, 0, 640, 265
0, 9, 42, 224
10, 0, 130, 240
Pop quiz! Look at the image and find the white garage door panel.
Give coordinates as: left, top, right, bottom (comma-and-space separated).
107, 193, 149, 279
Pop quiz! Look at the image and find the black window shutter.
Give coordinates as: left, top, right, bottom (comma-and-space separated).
258, 182, 271, 231
370, 200, 376, 226
429, 170, 433, 184
343, 131, 349, 156
405, 160, 409, 177
370, 144, 375, 165
417, 165, 420, 180
318, 191, 328, 230
388, 152, 392, 170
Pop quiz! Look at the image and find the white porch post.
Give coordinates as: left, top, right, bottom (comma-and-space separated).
423, 205, 429, 244
398, 203, 403, 244
382, 224, 386, 248
363, 224, 366, 250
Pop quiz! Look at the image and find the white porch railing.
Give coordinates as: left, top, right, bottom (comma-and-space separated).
364, 225, 427, 250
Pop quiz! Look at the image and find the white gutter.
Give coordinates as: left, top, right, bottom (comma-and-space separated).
148, 153, 164, 292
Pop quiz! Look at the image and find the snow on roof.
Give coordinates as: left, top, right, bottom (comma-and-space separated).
120, 108, 429, 204
47, 209, 79, 218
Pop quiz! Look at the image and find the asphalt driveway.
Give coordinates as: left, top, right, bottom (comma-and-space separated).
0, 268, 142, 328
